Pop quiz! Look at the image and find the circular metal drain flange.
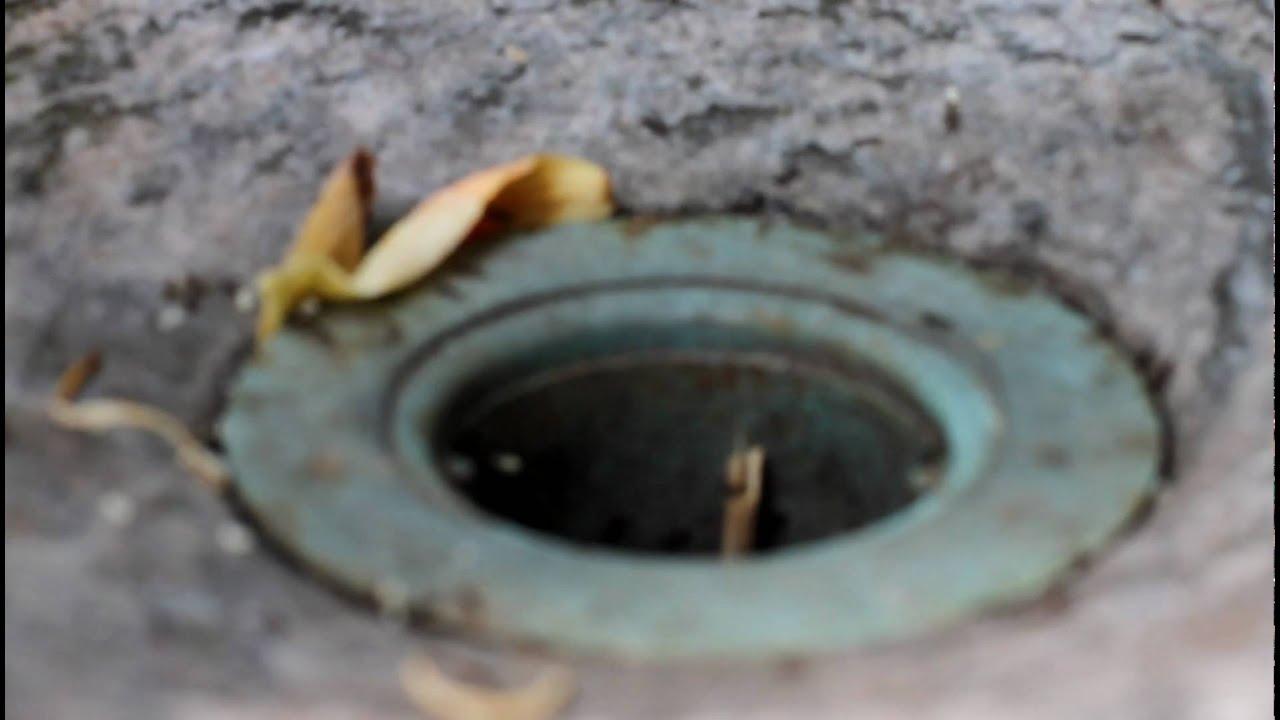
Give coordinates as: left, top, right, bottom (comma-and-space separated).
221, 217, 1159, 661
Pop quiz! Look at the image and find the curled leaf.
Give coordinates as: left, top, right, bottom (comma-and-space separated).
253, 149, 375, 342
255, 153, 612, 344
352, 155, 610, 296
288, 148, 376, 271
399, 654, 575, 720
48, 352, 229, 491
721, 445, 765, 558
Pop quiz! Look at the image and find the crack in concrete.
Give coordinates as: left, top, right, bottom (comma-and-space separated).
235, 0, 369, 34
1198, 48, 1275, 405
640, 103, 788, 146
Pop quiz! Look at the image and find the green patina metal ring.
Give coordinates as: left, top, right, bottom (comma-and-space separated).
220, 217, 1159, 661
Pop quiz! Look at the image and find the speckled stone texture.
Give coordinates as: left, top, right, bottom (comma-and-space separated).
4, 1, 1274, 718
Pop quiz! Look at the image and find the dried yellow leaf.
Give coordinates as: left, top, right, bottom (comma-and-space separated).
399, 655, 575, 720
48, 353, 230, 491
254, 153, 613, 344
288, 148, 376, 271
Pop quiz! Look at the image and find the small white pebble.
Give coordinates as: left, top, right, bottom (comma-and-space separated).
215, 522, 255, 556
156, 304, 188, 332
492, 452, 524, 475
233, 285, 257, 313
297, 296, 322, 318
444, 455, 476, 483
63, 128, 90, 154
98, 491, 137, 527
937, 150, 957, 173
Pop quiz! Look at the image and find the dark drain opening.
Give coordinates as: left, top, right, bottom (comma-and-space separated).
432, 325, 946, 556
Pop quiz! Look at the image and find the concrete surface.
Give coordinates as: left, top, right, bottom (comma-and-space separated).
4, 1, 1274, 718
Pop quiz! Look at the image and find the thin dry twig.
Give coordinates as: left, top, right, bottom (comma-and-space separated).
47, 352, 230, 491
721, 445, 765, 558
399, 654, 576, 720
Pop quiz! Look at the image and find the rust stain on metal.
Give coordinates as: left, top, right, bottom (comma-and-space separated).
1119, 431, 1158, 454
1035, 444, 1070, 468
622, 216, 662, 239
826, 251, 876, 274
999, 501, 1037, 527
455, 585, 489, 631
751, 310, 796, 335
305, 451, 348, 482
917, 311, 954, 332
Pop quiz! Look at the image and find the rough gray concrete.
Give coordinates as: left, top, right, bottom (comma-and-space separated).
4, 1, 1274, 718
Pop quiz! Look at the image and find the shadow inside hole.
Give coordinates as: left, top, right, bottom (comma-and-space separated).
431, 324, 947, 557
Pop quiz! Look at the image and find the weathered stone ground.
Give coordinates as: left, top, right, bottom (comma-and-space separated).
5, 1, 1274, 718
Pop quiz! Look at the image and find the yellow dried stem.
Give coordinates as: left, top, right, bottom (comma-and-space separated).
48, 353, 229, 492
399, 655, 576, 720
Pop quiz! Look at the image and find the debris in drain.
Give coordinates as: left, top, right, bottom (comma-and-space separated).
721, 445, 766, 557
909, 463, 943, 495
47, 352, 229, 491
254, 150, 613, 343
491, 452, 524, 476
446, 454, 478, 483
400, 654, 576, 720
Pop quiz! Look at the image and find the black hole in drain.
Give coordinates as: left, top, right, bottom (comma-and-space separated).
432, 324, 946, 556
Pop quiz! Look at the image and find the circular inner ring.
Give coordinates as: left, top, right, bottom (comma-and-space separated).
431, 322, 947, 556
